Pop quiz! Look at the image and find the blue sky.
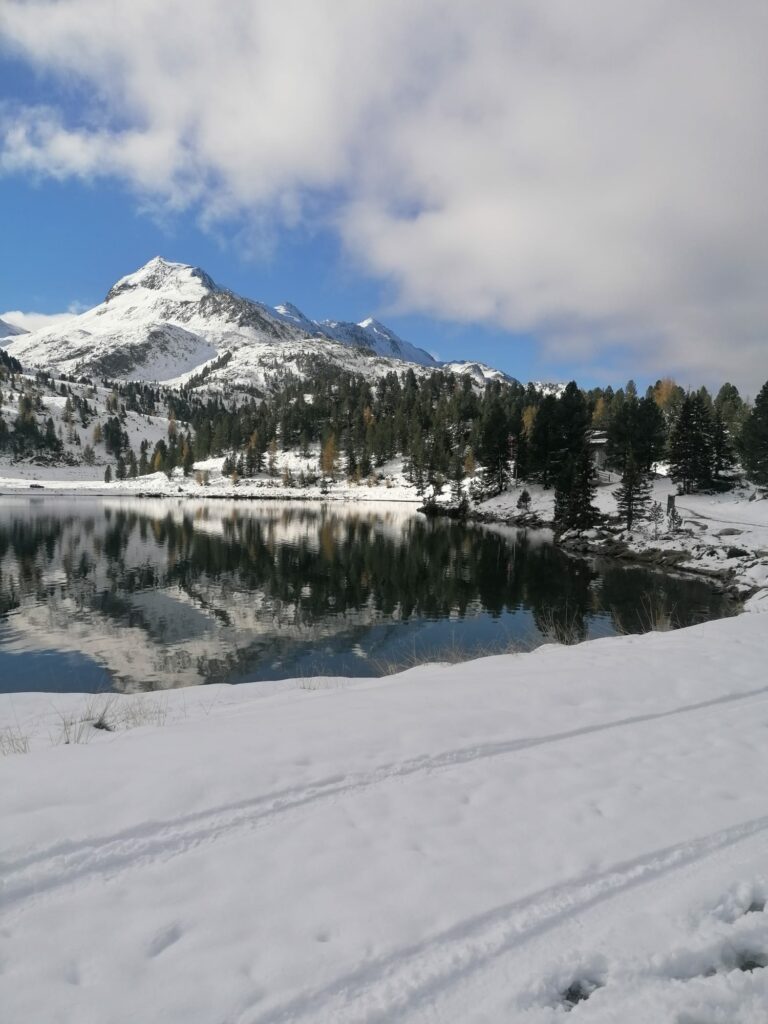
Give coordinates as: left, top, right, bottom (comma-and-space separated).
0, 170, 545, 379
0, 37, 546, 381
1, 2, 765, 392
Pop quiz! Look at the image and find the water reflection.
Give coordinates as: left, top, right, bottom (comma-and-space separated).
0, 497, 734, 693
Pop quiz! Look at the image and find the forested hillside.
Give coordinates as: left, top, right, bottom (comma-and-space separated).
2, 344, 767, 531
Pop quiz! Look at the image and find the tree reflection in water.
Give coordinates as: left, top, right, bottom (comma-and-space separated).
0, 499, 734, 693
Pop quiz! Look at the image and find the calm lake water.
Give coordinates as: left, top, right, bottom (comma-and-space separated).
0, 496, 734, 694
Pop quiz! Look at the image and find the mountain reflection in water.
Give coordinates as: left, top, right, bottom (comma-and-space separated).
0, 497, 734, 693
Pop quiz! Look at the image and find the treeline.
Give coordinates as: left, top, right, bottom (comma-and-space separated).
4, 346, 767, 533
190, 362, 768, 533
186, 363, 536, 491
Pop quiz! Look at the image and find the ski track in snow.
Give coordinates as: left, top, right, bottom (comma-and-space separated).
3, 680, 767, 917
236, 818, 768, 1024
676, 504, 768, 530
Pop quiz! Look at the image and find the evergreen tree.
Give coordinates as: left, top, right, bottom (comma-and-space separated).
668, 393, 714, 493
739, 379, 768, 485
479, 399, 510, 495
613, 455, 651, 530
649, 501, 664, 538
553, 442, 599, 532
714, 382, 747, 436
711, 409, 737, 483
182, 436, 195, 476
104, 464, 112, 483
605, 395, 665, 473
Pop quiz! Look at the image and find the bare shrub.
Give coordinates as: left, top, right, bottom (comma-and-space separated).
0, 726, 31, 756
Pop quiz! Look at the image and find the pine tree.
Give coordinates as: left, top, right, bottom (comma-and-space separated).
613, 455, 651, 530
479, 399, 510, 495
739, 379, 768, 485
649, 501, 664, 538
554, 443, 599, 532
104, 464, 112, 483
711, 409, 737, 484
714, 382, 747, 436
668, 393, 714, 493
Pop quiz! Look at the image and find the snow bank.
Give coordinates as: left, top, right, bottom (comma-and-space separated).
2, 613, 768, 1022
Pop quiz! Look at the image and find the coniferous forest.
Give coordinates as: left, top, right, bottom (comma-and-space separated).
3, 346, 768, 534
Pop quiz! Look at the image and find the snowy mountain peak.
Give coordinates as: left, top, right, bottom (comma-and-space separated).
273, 302, 316, 331
4, 257, 517, 388
357, 317, 399, 341
106, 257, 217, 303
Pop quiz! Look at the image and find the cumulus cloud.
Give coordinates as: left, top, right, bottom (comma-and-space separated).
1, 0, 767, 385
0, 306, 83, 332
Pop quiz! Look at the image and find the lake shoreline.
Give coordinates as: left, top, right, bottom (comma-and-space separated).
1, 463, 765, 605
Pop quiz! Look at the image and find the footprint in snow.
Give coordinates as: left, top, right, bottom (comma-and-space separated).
147, 922, 183, 959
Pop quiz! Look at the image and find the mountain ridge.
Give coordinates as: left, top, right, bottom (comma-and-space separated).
5, 257, 517, 392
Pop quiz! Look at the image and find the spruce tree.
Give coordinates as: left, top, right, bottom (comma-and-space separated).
613, 455, 651, 530
669, 393, 714, 493
649, 501, 664, 538
714, 382, 747, 436
739, 379, 768, 485
711, 409, 737, 484
479, 399, 510, 495
554, 443, 599, 532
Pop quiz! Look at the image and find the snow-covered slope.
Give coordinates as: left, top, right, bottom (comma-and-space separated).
272, 303, 436, 366
0, 317, 27, 339
319, 316, 435, 366
2, 610, 768, 1023
442, 360, 518, 387
4, 258, 448, 392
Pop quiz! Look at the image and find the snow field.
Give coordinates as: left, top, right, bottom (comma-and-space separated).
2, 612, 768, 1022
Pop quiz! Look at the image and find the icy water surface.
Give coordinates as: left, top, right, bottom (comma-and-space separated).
0, 496, 735, 693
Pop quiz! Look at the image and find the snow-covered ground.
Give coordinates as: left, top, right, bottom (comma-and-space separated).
2, 608, 768, 1022
481, 478, 768, 597
0, 451, 424, 503
2, 459, 767, 1020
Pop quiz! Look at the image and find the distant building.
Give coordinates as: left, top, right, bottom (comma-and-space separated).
588, 429, 609, 471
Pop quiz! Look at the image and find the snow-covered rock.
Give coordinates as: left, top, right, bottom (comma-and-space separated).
441, 359, 518, 387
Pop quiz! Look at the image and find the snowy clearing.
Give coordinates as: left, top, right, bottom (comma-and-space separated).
2, 608, 768, 1022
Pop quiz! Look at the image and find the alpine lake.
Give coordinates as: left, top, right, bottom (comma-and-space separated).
0, 495, 736, 694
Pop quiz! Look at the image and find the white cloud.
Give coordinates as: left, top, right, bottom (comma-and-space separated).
0, 307, 82, 332
1, 0, 767, 386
